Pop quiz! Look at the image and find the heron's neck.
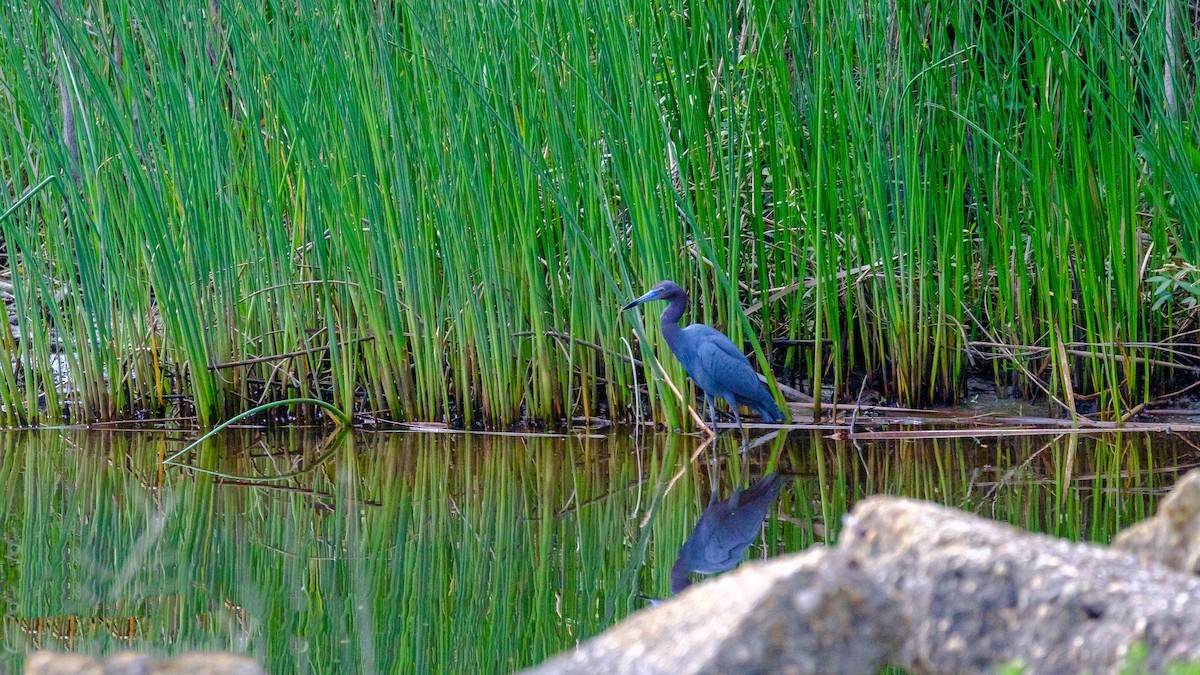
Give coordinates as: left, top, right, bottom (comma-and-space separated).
659, 296, 687, 351
670, 559, 693, 595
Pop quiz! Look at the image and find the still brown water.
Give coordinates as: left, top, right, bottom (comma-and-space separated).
2, 428, 1197, 672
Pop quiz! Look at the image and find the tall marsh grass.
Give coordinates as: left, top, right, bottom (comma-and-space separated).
0, 1, 1197, 426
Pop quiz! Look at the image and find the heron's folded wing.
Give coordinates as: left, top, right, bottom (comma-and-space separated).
689, 332, 768, 402
680, 502, 743, 573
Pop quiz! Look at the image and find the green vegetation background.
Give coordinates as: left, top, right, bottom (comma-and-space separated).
1, 1, 1198, 427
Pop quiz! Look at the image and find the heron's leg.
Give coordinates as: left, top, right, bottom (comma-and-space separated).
704, 441, 719, 503
705, 394, 719, 436
727, 397, 748, 453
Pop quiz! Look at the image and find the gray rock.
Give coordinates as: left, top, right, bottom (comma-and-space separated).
703, 550, 906, 675
24, 652, 102, 675
153, 653, 263, 675
1113, 468, 1200, 574
102, 652, 151, 675
524, 548, 905, 675
24, 651, 262, 675
528, 493, 1200, 675
842, 496, 1200, 674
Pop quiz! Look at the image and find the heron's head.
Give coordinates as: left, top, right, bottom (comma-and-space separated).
669, 555, 693, 595
621, 280, 687, 312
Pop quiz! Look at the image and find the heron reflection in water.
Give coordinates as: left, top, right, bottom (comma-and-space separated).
671, 471, 786, 594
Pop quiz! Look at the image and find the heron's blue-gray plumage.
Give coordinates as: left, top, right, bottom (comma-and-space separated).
622, 280, 784, 429
671, 473, 785, 594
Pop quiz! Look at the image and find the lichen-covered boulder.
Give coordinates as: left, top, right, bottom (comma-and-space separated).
24, 650, 262, 675
1113, 468, 1200, 575
844, 496, 1200, 674
524, 548, 905, 675
527, 491, 1200, 675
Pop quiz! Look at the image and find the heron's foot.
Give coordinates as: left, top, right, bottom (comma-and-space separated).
736, 419, 749, 453
738, 433, 751, 455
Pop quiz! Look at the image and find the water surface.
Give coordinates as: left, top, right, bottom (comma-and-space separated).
3, 428, 1197, 672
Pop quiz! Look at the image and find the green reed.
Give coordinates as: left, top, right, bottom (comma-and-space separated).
0, 1, 1196, 426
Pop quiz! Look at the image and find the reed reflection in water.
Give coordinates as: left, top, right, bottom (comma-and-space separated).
0, 428, 1195, 672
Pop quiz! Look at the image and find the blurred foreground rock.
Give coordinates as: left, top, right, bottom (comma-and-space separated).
24, 650, 263, 675
525, 549, 905, 675
844, 496, 1200, 673
527, 472, 1200, 675
1113, 468, 1200, 574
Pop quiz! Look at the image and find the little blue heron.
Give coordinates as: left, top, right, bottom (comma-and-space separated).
671, 472, 785, 594
622, 280, 784, 438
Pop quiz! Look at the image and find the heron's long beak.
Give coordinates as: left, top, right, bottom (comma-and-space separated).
637, 594, 665, 607
621, 288, 660, 312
